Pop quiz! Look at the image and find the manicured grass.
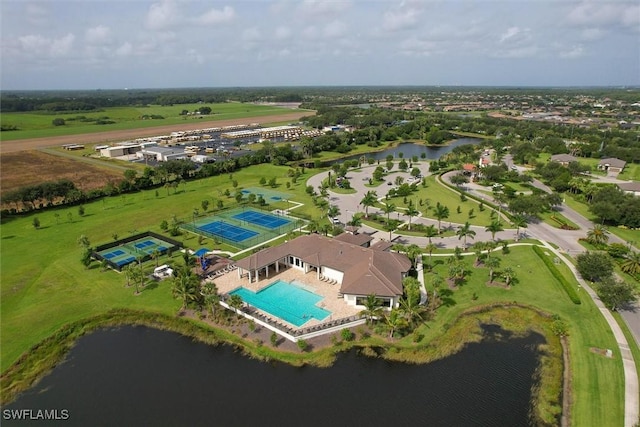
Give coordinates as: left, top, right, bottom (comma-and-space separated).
420, 246, 624, 426
1, 103, 307, 141
0, 163, 323, 371
617, 163, 640, 181
385, 175, 499, 226
538, 210, 581, 230
564, 194, 640, 243
0, 163, 628, 425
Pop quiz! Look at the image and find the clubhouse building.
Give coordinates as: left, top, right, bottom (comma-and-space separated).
235, 233, 412, 309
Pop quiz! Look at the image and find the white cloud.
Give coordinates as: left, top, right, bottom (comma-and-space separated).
580, 27, 606, 41
297, 0, 350, 18
559, 44, 586, 59
16, 33, 75, 58
399, 37, 436, 56
116, 42, 133, 57
26, 3, 48, 26
197, 6, 235, 25
500, 27, 521, 43
568, 2, 640, 29
145, 0, 180, 30
323, 21, 347, 39
85, 25, 111, 45
242, 28, 261, 42
50, 33, 75, 57
274, 26, 292, 41
382, 6, 422, 32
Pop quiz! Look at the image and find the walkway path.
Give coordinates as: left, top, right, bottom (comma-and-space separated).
307, 162, 639, 426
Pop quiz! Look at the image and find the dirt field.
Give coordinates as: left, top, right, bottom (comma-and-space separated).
1, 150, 124, 196
0, 111, 311, 154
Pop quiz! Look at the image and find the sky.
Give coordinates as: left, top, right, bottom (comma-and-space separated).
1, 0, 639, 90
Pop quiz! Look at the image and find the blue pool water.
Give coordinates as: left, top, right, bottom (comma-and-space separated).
229, 280, 331, 327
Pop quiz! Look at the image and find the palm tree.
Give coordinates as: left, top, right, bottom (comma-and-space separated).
473, 241, 487, 265
348, 213, 363, 227
383, 221, 397, 241
484, 240, 498, 259
172, 269, 200, 311
123, 264, 134, 288
151, 249, 161, 268
485, 256, 501, 283
200, 282, 220, 318
406, 244, 423, 270
327, 204, 341, 221
424, 239, 437, 260
228, 294, 244, 314
456, 222, 476, 248
359, 294, 384, 325
424, 224, 439, 243
433, 203, 449, 233
385, 308, 407, 339
447, 261, 465, 285
586, 224, 610, 246
621, 251, 640, 277
405, 201, 419, 231
512, 214, 528, 241
485, 219, 504, 241
360, 191, 378, 218
503, 266, 516, 286
381, 202, 396, 222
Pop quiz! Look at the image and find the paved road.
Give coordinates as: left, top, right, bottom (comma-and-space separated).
307, 162, 640, 426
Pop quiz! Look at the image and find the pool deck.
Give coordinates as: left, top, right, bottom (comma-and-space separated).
212, 267, 361, 329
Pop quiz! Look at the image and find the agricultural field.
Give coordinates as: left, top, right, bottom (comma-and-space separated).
0, 103, 310, 141
0, 150, 125, 196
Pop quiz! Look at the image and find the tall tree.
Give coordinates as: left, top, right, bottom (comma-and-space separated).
424, 224, 439, 243
359, 294, 384, 325
485, 256, 501, 283
360, 190, 378, 218
620, 251, 640, 277
381, 202, 396, 222
385, 308, 407, 338
424, 242, 437, 268
511, 214, 528, 241
485, 219, 504, 241
456, 221, 476, 248
405, 201, 419, 231
433, 203, 450, 233
172, 269, 200, 311
586, 224, 610, 246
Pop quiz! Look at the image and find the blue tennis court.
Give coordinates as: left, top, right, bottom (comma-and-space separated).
197, 220, 258, 242
233, 210, 291, 230
96, 235, 177, 269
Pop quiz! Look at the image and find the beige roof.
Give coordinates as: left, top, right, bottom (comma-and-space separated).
618, 182, 640, 193
599, 158, 626, 168
334, 232, 373, 247
550, 154, 577, 163
235, 234, 411, 297
370, 240, 393, 251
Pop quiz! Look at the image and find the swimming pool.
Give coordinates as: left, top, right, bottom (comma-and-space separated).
229, 280, 331, 327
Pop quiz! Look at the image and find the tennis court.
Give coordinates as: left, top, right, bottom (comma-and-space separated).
96, 235, 174, 268
232, 210, 291, 230
197, 220, 259, 243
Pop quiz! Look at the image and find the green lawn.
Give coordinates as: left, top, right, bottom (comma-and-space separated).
0, 163, 630, 425
617, 163, 640, 181
421, 246, 624, 427
564, 194, 640, 243
384, 175, 500, 227
1, 103, 309, 140
0, 163, 322, 371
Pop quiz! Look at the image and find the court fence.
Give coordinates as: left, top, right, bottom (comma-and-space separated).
182, 206, 306, 250
92, 231, 183, 271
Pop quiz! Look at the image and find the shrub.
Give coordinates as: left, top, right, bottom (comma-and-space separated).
296, 339, 308, 351
532, 246, 581, 304
341, 328, 354, 342
576, 251, 614, 282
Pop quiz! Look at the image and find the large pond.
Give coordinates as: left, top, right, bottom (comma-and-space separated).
328, 137, 481, 165
5, 324, 544, 426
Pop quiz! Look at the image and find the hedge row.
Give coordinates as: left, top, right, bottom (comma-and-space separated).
437, 173, 515, 222
532, 245, 581, 305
